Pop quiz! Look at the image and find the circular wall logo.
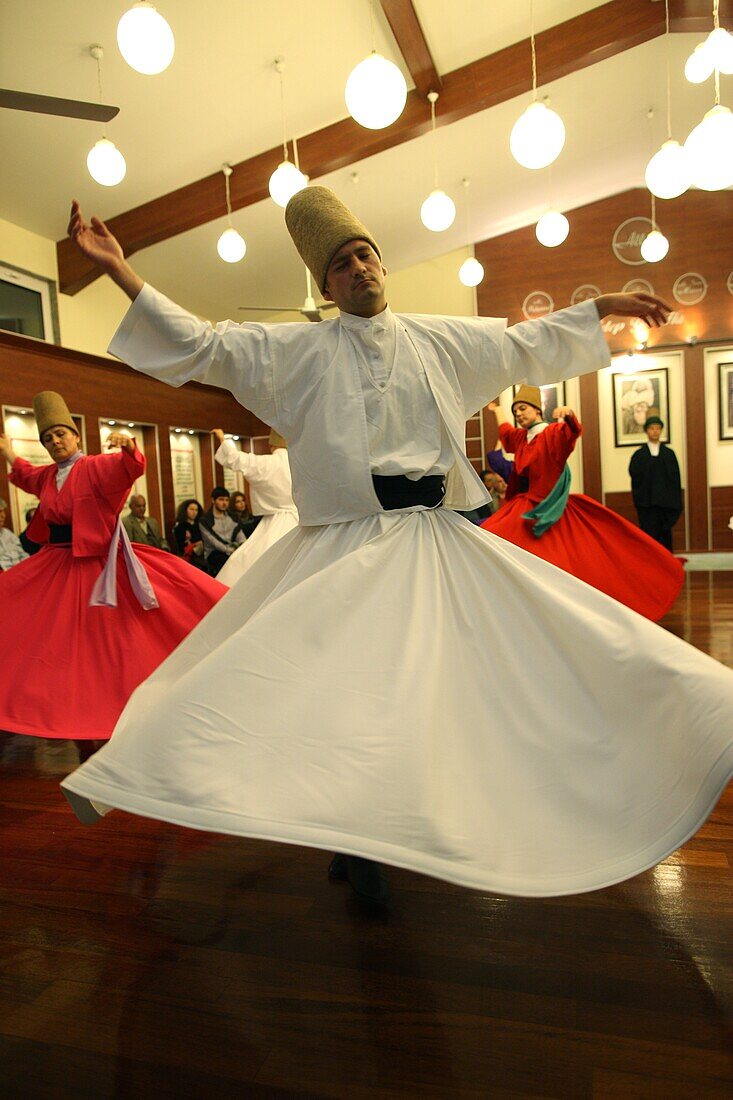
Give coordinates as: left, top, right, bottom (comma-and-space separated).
612, 217, 653, 266
673, 272, 707, 306
570, 284, 601, 305
622, 278, 655, 296
727, 271, 733, 296
522, 291, 554, 319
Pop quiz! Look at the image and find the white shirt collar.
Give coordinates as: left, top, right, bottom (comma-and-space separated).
338, 305, 394, 334
527, 421, 549, 441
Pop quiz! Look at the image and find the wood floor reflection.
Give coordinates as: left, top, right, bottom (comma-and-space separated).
1, 573, 731, 1098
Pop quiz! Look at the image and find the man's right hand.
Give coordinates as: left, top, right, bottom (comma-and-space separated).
212, 428, 225, 445
67, 201, 144, 300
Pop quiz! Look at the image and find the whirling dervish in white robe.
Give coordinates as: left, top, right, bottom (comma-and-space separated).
61, 187, 733, 898
215, 433, 298, 587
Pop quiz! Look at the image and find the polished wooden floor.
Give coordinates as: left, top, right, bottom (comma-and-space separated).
1, 572, 732, 1099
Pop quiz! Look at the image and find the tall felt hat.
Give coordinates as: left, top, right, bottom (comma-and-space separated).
33, 391, 77, 439
268, 428, 287, 449
511, 385, 542, 413
285, 185, 381, 294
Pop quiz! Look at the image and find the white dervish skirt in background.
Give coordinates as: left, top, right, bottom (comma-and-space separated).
217, 509, 299, 587
62, 510, 733, 897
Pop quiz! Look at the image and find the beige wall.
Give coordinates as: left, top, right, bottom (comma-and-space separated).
0, 216, 129, 358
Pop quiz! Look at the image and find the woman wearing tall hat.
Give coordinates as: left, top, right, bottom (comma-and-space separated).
0, 391, 226, 743
480, 390, 683, 620
212, 427, 298, 586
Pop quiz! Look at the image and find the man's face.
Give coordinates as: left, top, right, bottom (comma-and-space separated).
213, 495, 230, 513
323, 240, 387, 317
130, 497, 146, 518
646, 423, 662, 443
513, 402, 542, 430
41, 425, 79, 463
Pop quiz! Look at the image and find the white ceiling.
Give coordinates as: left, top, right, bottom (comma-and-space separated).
0, 1, 728, 321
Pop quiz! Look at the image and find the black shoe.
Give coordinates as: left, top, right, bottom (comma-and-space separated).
345, 856, 390, 906
328, 853, 349, 881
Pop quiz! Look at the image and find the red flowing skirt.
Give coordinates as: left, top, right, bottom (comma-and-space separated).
0, 544, 226, 739
481, 494, 684, 621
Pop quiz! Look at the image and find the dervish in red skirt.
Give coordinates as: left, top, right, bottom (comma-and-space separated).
481, 387, 683, 621
0, 390, 226, 741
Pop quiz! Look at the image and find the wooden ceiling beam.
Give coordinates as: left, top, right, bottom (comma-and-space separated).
379, 0, 441, 96
57, 0, 730, 295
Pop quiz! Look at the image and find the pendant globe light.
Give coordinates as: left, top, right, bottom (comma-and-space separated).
117, 2, 174, 75
268, 59, 308, 208
684, 1, 733, 83
345, 0, 407, 130
684, 68, 733, 190
536, 209, 569, 247
420, 92, 456, 232
216, 165, 246, 263
640, 194, 669, 263
510, 0, 565, 170
645, 3, 691, 199
458, 180, 485, 287
86, 46, 126, 187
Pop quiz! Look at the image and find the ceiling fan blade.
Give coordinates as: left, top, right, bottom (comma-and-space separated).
302, 310, 323, 323
237, 306, 300, 313
0, 89, 119, 122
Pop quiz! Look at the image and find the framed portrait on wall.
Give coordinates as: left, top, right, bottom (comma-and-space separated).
612, 368, 669, 447
512, 382, 566, 423
718, 362, 733, 441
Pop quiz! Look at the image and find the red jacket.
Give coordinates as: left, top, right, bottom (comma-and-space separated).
9, 447, 146, 558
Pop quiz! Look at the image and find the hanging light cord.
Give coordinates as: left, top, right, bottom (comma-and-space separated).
93, 47, 107, 139
223, 166, 234, 228
429, 92, 439, 189
530, 0, 538, 101
369, 0, 376, 53
651, 190, 657, 231
276, 60, 289, 162
713, 0, 722, 106
713, 0, 720, 31
664, 0, 672, 138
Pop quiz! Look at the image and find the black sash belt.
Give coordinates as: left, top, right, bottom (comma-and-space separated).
372, 474, 445, 511
48, 524, 73, 544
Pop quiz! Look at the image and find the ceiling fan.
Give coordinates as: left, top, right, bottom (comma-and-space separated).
239, 265, 338, 323
0, 88, 119, 123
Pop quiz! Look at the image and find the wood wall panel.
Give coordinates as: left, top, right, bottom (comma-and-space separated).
711, 486, 733, 550
578, 373, 602, 502
0, 332, 267, 534
683, 344, 709, 551
476, 189, 733, 350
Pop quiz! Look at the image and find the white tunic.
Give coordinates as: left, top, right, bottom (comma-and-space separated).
214, 441, 298, 586
61, 288, 733, 897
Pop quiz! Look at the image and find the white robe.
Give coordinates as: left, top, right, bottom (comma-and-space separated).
61, 288, 733, 897
215, 442, 298, 586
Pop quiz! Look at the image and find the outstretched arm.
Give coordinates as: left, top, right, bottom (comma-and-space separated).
67, 201, 143, 301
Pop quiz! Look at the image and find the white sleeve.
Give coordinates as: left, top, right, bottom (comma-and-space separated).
214, 439, 275, 485
501, 299, 610, 390
109, 284, 277, 425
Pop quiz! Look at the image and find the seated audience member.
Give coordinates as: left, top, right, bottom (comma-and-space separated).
122, 494, 171, 550
228, 488, 260, 539
199, 486, 245, 577
172, 498, 207, 571
0, 497, 29, 570
19, 506, 41, 555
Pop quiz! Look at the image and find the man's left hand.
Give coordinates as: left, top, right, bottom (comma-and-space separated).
595, 293, 672, 328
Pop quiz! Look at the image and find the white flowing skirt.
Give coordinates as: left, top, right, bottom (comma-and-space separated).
61, 510, 733, 897
217, 510, 298, 587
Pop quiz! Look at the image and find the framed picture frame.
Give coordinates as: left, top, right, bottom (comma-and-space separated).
512, 381, 566, 424
718, 362, 733, 441
612, 368, 669, 448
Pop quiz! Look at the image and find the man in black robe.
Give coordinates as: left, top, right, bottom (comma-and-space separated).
628, 414, 682, 552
